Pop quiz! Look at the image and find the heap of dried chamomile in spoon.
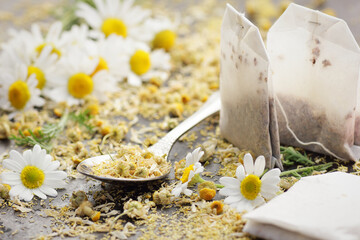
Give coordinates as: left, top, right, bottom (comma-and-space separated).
91, 145, 171, 179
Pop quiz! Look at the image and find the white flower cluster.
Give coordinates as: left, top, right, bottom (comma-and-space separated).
0, 0, 175, 115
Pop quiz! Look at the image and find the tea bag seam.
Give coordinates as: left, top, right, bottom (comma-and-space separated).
275, 95, 344, 160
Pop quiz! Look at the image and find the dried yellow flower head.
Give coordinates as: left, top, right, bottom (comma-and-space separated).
210, 201, 224, 215
0, 184, 10, 199
198, 181, 217, 201
123, 200, 148, 219
153, 188, 172, 205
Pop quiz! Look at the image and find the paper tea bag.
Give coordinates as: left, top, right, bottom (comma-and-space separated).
243, 172, 360, 240
267, 3, 360, 161
220, 4, 281, 169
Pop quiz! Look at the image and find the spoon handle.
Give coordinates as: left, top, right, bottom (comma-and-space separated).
149, 91, 221, 157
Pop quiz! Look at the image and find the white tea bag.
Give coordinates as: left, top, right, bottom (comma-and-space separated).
220, 4, 281, 169
243, 172, 360, 240
268, 3, 360, 161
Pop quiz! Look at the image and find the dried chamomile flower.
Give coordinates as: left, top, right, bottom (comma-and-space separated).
153, 188, 172, 205
91, 145, 170, 179
70, 191, 100, 222
199, 139, 217, 162
0, 184, 11, 200
123, 200, 148, 219
279, 177, 298, 190
198, 181, 217, 201
210, 201, 224, 215
174, 159, 186, 180
70, 190, 88, 208
0, 115, 12, 139
76, 201, 101, 222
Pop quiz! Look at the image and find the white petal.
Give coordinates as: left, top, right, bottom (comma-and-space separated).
127, 73, 142, 86
39, 185, 58, 197
254, 155, 265, 176
235, 165, 245, 181
33, 188, 47, 199
3, 159, 22, 172
261, 190, 277, 200
243, 153, 254, 174
185, 152, 193, 166
183, 188, 193, 196
219, 187, 241, 197
171, 184, 182, 197
9, 184, 26, 198
23, 149, 32, 165
45, 171, 67, 181
21, 189, 34, 202
1, 172, 21, 185
237, 201, 253, 213
261, 168, 281, 181
224, 195, 242, 205
261, 184, 279, 197
219, 177, 239, 188
252, 196, 265, 208
9, 150, 27, 168
44, 160, 60, 171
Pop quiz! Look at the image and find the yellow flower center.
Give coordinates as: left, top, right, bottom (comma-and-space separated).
91, 57, 109, 77
28, 65, 46, 89
240, 174, 262, 200
180, 164, 194, 183
8, 80, 31, 110
199, 188, 216, 201
35, 43, 61, 58
153, 30, 176, 51
210, 201, 224, 215
130, 50, 151, 75
67, 73, 94, 99
101, 18, 127, 37
20, 166, 45, 189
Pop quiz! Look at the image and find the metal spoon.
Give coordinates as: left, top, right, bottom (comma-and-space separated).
77, 91, 221, 183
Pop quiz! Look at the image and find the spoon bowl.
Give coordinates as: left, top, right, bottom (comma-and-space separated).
77, 92, 221, 183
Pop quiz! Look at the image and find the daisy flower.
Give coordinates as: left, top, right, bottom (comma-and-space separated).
0, 144, 67, 202
76, 0, 150, 40
1, 44, 57, 90
4, 21, 67, 61
219, 153, 281, 213
143, 16, 178, 51
84, 34, 129, 82
124, 40, 171, 86
171, 147, 204, 197
45, 47, 118, 105
0, 63, 44, 114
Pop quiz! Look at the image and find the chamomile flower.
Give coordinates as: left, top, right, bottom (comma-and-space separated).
171, 148, 204, 197
84, 35, 129, 82
45, 47, 118, 105
4, 21, 67, 61
219, 153, 281, 213
125, 41, 171, 86
0, 144, 67, 202
0, 64, 44, 114
1, 44, 57, 90
76, 0, 150, 40
143, 17, 178, 51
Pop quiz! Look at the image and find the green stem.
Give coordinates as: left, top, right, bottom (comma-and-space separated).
280, 163, 333, 178
215, 184, 224, 189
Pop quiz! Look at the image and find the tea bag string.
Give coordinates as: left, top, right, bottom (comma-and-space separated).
274, 96, 344, 160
